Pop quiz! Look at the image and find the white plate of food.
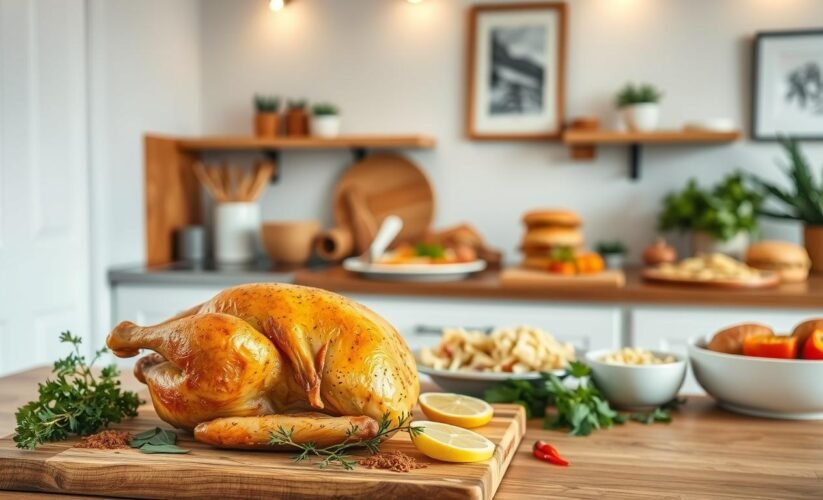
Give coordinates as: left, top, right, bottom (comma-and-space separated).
415, 326, 576, 396
642, 253, 779, 288
343, 258, 487, 282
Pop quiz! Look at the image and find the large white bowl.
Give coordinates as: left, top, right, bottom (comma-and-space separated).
585, 349, 687, 409
688, 336, 823, 420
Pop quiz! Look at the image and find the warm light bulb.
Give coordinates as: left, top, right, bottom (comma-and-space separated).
269, 0, 285, 11
406, 0, 424, 4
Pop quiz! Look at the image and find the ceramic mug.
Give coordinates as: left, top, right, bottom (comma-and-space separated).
214, 202, 261, 263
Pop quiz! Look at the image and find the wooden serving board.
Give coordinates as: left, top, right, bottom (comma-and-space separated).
500, 266, 625, 289
0, 404, 525, 500
641, 268, 780, 289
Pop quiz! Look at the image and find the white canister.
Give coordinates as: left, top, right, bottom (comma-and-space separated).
623, 103, 660, 131
214, 202, 261, 263
311, 115, 341, 138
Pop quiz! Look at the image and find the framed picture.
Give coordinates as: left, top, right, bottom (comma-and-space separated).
752, 29, 823, 141
466, 3, 567, 140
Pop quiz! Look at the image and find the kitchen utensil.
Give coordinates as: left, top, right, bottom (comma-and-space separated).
260, 220, 320, 265
362, 215, 403, 263
314, 227, 354, 261
214, 202, 261, 264
0, 405, 526, 500
585, 349, 687, 409
499, 267, 625, 289
418, 362, 562, 398
193, 161, 273, 202
175, 225, 207, 264
688, 336, 823, 420
641, 268, 780, 289
332, 154, 434, 252
342, 258, 486, 282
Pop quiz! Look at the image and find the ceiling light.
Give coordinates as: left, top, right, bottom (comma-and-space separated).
406, 0, 424, 4
269, 0, 286, 12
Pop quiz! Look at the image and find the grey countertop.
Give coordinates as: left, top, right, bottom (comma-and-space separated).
108, 260, 304, 287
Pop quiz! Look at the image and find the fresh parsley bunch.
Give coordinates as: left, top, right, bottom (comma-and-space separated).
14, 331, 141, 449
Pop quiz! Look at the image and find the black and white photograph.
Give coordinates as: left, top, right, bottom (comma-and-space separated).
752, 29, 823, 140
467, 3, 566, 140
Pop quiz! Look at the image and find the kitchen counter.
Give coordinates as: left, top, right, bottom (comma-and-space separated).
108, 261, 298, 287
1, 367, 821, 499
295, 266, 823, 309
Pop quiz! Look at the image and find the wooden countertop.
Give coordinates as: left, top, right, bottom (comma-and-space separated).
295, 267, 823, 309
2, 367, 821, 499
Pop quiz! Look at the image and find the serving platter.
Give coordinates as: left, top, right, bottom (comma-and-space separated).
343, 258, 487, 282
0, 403, 526, 500
418, 364, 564, 397
641, 268, 780, 289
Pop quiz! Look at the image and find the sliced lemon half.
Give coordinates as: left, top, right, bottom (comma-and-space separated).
410, 420, 495, 463
418, 392, 494, 428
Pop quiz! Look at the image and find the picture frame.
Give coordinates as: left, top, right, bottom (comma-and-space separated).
751, 29, 823, 141
465, 2, 567, 141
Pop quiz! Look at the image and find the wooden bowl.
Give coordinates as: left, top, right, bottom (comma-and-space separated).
261, 220, 320, 265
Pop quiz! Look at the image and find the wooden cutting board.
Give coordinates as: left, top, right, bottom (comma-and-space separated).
0, 404, 525, 500
500, 267, 626, 289
332, 154, 435, 250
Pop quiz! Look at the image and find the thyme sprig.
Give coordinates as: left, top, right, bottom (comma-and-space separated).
269, 412, 423, 470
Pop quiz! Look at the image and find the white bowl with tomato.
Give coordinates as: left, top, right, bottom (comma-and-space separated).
688, 319, 823, 420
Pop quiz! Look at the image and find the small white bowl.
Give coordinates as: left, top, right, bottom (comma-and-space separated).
585, 349, 687, 409
688, 335, 823, 420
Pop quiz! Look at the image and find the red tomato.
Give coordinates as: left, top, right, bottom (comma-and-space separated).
742, 334, 798, 359
802, 330, 823, 360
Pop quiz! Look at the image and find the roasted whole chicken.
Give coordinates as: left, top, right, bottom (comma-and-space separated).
107, 283, 419, 449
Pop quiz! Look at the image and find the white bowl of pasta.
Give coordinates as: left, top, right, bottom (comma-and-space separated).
415, 325, 576, 397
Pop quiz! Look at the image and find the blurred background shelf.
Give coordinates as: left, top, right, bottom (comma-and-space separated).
175, 134, 436, 152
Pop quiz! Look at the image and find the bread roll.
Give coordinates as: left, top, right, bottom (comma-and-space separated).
522, 209, 581, 229
708, 323, 773, 354
791, 319, 823, 348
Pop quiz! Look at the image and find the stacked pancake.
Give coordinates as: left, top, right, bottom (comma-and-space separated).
520, 210, 584, 270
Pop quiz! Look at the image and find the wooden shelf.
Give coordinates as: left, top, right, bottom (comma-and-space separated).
176, 134, 436, 152
563, 129, 740, 145
562, 129, 741, 180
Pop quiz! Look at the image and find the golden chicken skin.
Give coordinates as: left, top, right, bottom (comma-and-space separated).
107, 283, 419, 449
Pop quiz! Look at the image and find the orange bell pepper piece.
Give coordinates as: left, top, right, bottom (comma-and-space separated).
548, 261, 576, 275
801, 330, 823, 360
742, 334, 798, 359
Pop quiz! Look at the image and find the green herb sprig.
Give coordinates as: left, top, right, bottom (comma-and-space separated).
14, 332, 141, 449
414, 243, 445, 259
269, 412, 423, 470
129, 427, 190, 454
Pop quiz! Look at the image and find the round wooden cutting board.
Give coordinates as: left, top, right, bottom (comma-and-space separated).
332, 154, 435, 246
641, 268, 781, 289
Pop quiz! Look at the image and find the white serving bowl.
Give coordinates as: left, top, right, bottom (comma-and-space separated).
688, 336, 823, 420
417, 364, 561, 398
585, 349, 687, 409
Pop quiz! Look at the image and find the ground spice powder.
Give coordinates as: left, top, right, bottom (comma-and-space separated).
358, 450, 428, 472
74, 430, 133, 450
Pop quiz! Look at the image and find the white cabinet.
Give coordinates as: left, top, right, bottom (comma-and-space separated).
632, 307, 822, 394
113, 285, 224, 326
349, 295, 622, 353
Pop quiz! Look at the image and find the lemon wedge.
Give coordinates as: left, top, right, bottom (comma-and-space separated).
410, 421, 495, 463
418, 392, 494, 428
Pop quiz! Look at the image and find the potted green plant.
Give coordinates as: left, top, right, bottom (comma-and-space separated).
615, 83, 663, 131
658, 173, 762, 258
253, 95, 280, 137
748, 138, 823, 273
285, 99, 309, 137
595, 241, 628, 269
311, 103, 341, 138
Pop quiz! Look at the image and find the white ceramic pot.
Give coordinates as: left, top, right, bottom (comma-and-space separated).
622, 103, 660, 131
311, 115, 341, 138
585, 349, 687, 409
603, 253, 625, 270
214, 202, 261, 264
692, 231, 749, 259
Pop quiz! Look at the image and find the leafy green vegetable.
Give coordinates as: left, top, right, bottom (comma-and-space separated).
748, 138, 823, 225
658, 173, 763, 241
484, 378, 550, 419
129, 426, 190, 454
14, 332, 141, 449
414, 243, 446, 259
269, 412, 422, 470
616, 83, 662, 107
549, 246, 576, 262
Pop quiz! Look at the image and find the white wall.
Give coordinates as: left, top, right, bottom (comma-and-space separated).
0, 0, 90, 374
88, 0, 202, 343
199, 0, 823, 262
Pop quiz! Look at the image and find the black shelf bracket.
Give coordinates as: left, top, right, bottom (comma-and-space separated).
629, 143, 642, 181
263, 150, 281, 183
352, 147, 368, 162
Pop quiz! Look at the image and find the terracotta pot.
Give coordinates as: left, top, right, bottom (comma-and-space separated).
261, 220, 320, 265
286, 109, 309, 136
254, 112, 279, 137
803, 225, 823, 273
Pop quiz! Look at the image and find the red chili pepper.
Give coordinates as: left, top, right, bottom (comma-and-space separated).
532, 440, 569, 466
